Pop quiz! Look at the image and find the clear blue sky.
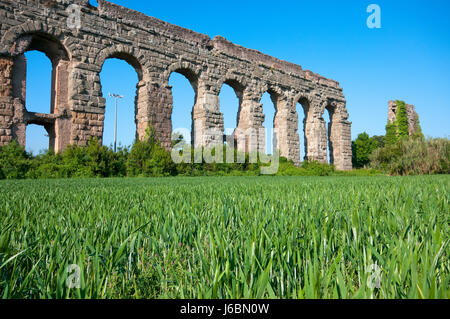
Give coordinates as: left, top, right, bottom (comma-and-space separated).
25, 0, 450, 155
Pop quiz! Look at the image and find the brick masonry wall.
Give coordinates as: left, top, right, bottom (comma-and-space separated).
0, 0, 352, 170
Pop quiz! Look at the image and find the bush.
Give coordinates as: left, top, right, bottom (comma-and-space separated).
126, 126, 176, 177
370, 137, 450, 175
60, 138, 129, 178
0, 137, 344, 179
7, 126, 446, 179
0, 141, 31, 179
300, 161, 335, 176
276, 160, 335, 176
173, 146, 262, 176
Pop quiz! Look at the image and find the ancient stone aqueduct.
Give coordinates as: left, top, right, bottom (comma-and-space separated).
0, 0, 352, 170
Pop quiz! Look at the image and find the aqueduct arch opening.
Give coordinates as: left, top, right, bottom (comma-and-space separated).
99, 58, 139, 148
297, 96, 314, 164
0, 0, 352, 170
96, 48, 147, 146
23, 50, 51, 154
259, 91, 277, 155
7, 32, 71, 153
220, 79, 245, 149
168, 67, 199, 147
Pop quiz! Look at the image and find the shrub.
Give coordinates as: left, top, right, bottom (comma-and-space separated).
0, 140, 31, 179
59, 138, 124, 178
370, 137, 450, 175
276, 160, 335, 176
127, 126, 176, 177
300, 161, 335, 176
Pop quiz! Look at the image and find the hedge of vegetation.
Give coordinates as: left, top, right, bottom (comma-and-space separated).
0, 125, 351, 180
370, 137, 450, 176
2, 112, 448, 179
353, 132, 449, 175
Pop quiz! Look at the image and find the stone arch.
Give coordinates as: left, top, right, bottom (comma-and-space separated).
163, 61, 201, 91
294, 94, 312, 115
9, 32, 71, 63
219, 76, 246, 131
165, 61, 202, 146
218, 75, 247, 117
320, 99, 349, 121
257, 85, 283, 154
95, 45, 146, 82
257, 83, 284, 105
212, 74, 247, 151
5, 29, 72, 153
294, 91, 318, 111
222, 78, 246, 95
215, 71, 248, 95
292, 93, 315, 163
1, 21, 67, 57
97, 48, 147, 144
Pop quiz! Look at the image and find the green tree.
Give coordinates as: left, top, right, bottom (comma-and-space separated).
352, 132, 379, 168
372, 135, 386, 149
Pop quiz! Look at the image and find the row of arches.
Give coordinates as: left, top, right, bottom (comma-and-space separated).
24, 53, 337, 164
12, 31, 340, 165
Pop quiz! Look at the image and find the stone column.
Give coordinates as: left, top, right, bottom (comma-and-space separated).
297, 98, 327, 163
304, 116, 328, 163
133, 81, 174, 150
235, 96, 264, 154
51, 59, 71, 153
0, 57, 15, 146
134, 80, 155, 143
69, 67, 105, 146
274, 97, 300, 165
0, 56, 28, 147
327, 102, 352, 170
11, 55, 27, 147
192, 87, 223, 148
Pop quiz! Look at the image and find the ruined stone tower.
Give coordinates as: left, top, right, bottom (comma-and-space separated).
0, 0, 353, 170
388, 100, 421, 137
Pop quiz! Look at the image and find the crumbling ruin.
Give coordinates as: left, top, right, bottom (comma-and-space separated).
388, 100, 421, 137
0, 0, 352, 169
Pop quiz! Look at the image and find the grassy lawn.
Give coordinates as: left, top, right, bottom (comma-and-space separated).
0, 176, 448, 298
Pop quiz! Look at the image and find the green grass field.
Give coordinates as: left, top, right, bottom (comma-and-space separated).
0, 176, 448, 299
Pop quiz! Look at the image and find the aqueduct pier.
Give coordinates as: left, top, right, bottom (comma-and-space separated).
0, 0, 352, 169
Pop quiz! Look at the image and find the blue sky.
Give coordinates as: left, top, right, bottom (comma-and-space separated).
25, 0, 450, 155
